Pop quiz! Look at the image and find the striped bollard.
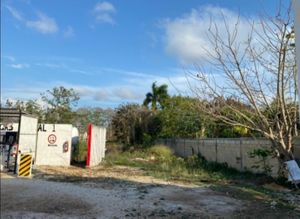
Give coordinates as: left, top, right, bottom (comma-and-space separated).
18, 154, 33, 177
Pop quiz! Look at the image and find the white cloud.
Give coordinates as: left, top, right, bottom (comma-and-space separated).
2, 55, 16, 62
26, 12, 58, 34
6, 5, 23, 21
63, 26, 75, 38
5, 5, 59, 34
95, 14, 115, 24
113, 87, 143, 100
163, 6, 255, 64
94, 1, 116, 13
0, 96, 49, 110
35, 62, 91, 76
35, 63, 64, 68
94, 90, 109, 101
2, 65, 194, 107
93, 1, 116, 25
10, 63, 30, 69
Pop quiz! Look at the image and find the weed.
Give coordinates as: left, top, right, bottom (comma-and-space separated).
148, 145, 173, 161
104, 145, 257, 183
72, 139, 87, 163
249, 148, 275, 175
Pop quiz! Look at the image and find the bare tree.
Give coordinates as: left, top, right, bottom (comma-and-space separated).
189, 2, 297, 164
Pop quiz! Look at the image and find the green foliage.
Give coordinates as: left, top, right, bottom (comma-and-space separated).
203, 97, 259, 138
153, 95, 255, 139
111, 104, 160, 146
75, 107, 114, 133
142, 133, 154, 147
148, 145, 173, 161
249, 148, 275, 175
72, 139, 87, 163
6, 86, 80, 124
157, 96, 203, 138
13, 99, 44, 121
105, 148, 256, 183
262, 97, 299, 136
204, 122, 253, 138
105, 141, 124, 154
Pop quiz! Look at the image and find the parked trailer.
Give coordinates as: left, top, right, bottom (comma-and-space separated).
0, 108, 38, 173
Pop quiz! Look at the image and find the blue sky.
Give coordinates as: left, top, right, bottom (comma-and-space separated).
1, 0, 277, 108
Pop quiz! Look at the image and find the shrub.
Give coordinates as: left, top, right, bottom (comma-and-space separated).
249, 148, 275, 175
72, 139, 87, 163
105, 141, 123, 155
148, 145, 173, 161
142, 133, 153, 148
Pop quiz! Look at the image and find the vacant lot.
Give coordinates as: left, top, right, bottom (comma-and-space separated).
1, 165, 300, 219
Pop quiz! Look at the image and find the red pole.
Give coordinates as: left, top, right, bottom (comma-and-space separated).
86, 124, 92, 167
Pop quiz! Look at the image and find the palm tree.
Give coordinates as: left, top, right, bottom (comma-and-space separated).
143, 82, 169, 111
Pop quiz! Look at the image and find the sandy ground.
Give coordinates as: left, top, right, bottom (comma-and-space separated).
1, 166, 299, 218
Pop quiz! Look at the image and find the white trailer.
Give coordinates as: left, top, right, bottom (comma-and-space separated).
0, 109, 38, 173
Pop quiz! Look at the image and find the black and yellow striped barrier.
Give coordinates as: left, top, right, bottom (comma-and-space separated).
18, 154, 33, 177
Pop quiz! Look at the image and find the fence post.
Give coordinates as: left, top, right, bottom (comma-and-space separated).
240, 138, 243, 170
215, 139, 218, 162
198, 138, 200, 155
184, 139, 186, 157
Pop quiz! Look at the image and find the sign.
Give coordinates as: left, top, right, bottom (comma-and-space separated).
37, 124, 56, 132
63, 141, 69, 153
0, 123, 14, 131
37, 124, 47, 132
48, 134, 57, 146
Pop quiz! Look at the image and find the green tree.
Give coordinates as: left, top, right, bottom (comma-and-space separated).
157, 96, 256, 138
24, 100, 44, 121
75, 107, 115, 133
203, 97, 259, 138
41, 86, 79, 124
9, 99, 44, 121
143, 82, 169, 111
111, 104, 160, 146
158, 96, 203, 138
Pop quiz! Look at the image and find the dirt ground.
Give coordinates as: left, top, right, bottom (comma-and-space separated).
1, 165, 300, 218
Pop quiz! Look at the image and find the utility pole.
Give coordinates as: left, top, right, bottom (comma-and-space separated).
293, 0, 300, 118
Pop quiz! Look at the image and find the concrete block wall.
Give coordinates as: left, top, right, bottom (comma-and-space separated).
199, 139, 217, 162
157, 138, 283, 176
216, 139, 242, 170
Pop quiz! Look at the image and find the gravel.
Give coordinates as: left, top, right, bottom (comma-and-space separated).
1, 174, 244, 218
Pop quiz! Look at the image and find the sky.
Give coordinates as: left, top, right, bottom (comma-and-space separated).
1, 0, 279, 108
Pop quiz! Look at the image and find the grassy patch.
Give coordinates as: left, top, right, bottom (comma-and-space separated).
104, 144, 300, 211
104, 145, 258, 184
72, 139, 87, 163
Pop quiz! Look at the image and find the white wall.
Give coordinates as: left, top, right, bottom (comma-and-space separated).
87, 125, 106, 167
35, 124, 72, 166
19, 115, 38, 154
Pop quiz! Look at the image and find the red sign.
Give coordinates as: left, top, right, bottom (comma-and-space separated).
48, 134, 57, 144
